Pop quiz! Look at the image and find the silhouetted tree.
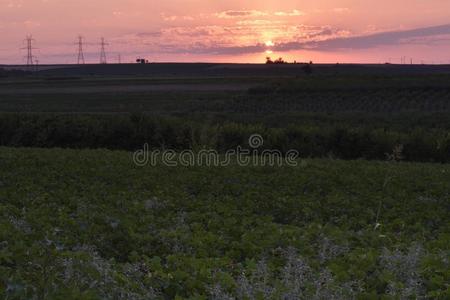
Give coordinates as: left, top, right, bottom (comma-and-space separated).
266, 57, 288, 64
274, 57, 287, 64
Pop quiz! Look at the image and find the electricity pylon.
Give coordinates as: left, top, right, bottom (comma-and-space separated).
76, 35, 85, 64
21, 35, 36, 65
99, 37, 108, 64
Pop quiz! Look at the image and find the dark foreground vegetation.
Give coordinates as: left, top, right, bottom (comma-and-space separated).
1, 147, 449, 299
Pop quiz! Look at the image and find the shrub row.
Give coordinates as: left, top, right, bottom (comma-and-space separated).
0, 113, 449, 162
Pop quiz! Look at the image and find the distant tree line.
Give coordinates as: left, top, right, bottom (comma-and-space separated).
265, 57, 313, 74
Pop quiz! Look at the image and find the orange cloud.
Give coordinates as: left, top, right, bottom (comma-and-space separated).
274, 10, 304, 17
216, 10, 269, 19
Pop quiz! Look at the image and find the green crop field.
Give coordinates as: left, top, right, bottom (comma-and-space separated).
0, 64, 449, 299
1, 147, 449, 299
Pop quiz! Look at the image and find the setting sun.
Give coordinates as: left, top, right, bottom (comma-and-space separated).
265, 40, 275, 47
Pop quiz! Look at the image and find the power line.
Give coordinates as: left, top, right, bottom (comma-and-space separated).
76, 35, 85, 64
99, 37, 108, 64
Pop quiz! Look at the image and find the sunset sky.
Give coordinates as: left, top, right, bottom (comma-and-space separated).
1, 0, 450, 64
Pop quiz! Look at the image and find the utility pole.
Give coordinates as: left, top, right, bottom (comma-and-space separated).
99, 37, 108, 64
21, 35, 36, 66
118, 54, 121, 64
76, 35, 85, 64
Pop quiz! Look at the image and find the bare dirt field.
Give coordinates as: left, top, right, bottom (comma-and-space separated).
0, 83, 255, 94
